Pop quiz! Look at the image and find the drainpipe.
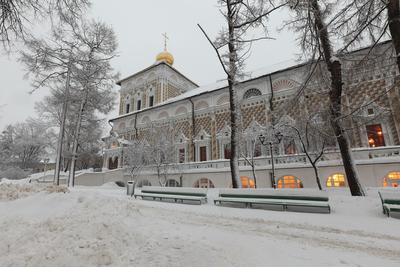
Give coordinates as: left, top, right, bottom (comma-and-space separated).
189, 98, 196, 162
268, 75, 274, 123
134, 113, 138, 138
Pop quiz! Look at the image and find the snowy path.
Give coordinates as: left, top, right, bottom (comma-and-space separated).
1, 186, 400, 267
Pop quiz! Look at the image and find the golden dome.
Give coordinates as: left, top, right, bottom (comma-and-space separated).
156, 50, 174, 65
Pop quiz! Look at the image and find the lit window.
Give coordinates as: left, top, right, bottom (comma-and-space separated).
241, 176, 255, 188
277, 175, 303, 188
366, 124, 385, 147
326, 173, 346, 187
383, 172, 400, 187
194, 178, 215, 188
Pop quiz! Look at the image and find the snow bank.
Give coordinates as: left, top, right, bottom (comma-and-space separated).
0, 177, 32, 185
0, 183, 68, 201
0, 186, 399, 266
100, 182, 122, 189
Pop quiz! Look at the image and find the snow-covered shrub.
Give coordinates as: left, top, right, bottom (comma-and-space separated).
0, 167, 30, 180
0, 184, 69, 201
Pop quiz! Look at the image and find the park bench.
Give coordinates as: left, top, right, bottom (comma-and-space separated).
378, 191, 400, 219
134, 186, 208, 205
214, 189, 331, 214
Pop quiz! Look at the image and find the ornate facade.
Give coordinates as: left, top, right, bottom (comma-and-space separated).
98, 41, 400, 189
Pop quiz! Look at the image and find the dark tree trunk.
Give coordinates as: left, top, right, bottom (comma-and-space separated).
387, 0, 400, 72
311, 0, 365, 196
227, 1, 241, 188
311, 163, 322, 190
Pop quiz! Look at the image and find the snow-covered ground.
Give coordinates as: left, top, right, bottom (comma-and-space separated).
1, 183, 399, 267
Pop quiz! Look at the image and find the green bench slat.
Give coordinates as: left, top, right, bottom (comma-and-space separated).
219, 193, 328, 202
137, 192, 206, 200
141, 190, 206, 197
215, 196, 330, 213
378, 191, 400, 219
383, 204, 400, 212
215, 197, 330, 207
383, 199, 400, 205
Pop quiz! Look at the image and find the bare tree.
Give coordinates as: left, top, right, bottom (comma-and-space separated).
20, 19, 117, 187
0, 0, 90, 50
67, 19, 118, 187
241, 121, 265, 188
145, 122, 177, 187
35, 90, 108, 172
0, 118, 51, 170
327, 0, 400, 72
123, 139, 147, 192
198, 0, 286, 188
278, 113, 332, 190
20, 24, 80, 185
285, 0, 365, 196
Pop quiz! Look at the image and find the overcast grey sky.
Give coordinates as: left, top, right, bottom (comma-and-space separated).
0, 0, 299, 130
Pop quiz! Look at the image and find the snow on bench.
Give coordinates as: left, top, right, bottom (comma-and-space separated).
134, 186, 208, 205
378, 190, 400, 219
214, 188, 330, 214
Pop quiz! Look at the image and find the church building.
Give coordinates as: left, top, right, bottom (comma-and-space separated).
97, 40, 400, 189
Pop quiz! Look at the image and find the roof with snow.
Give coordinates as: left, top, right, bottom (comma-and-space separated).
116, 61, 199, 87
110, 40, 395, 123
109, 59, 304, 122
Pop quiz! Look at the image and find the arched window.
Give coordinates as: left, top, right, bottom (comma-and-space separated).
243, 88, 262, 99
241, 176, 255, 188
193, 178, 215, 188
383, 172, 400, 187
326, 173, 346, 187
125, 95, 131, 113
158, 111, 169, 120
148, 87, 155, 107
136, 92, 142, 111
108, 157, 118, 170
137, 179, 152, 187
277, 175, 303, 189
166, 179, 180, 187
175, 106, 188, 115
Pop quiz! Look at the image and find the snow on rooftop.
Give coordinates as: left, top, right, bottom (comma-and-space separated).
109, 59, 302, 122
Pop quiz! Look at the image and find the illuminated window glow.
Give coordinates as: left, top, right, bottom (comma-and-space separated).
277, 175, 303, 189
383, 172, 400, 187
326, 173, 346, 187
240, 176, 255, 188
194, 178, 215, 188
366, 124, 385, 147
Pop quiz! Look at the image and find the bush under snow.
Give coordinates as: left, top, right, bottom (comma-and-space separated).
0, 183, 68, 201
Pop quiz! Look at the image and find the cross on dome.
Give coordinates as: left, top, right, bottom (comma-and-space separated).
156, 32, 174, 65
162, 32, 169, 51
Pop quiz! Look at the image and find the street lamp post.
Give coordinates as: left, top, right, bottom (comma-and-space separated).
259, 129, 283, 189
